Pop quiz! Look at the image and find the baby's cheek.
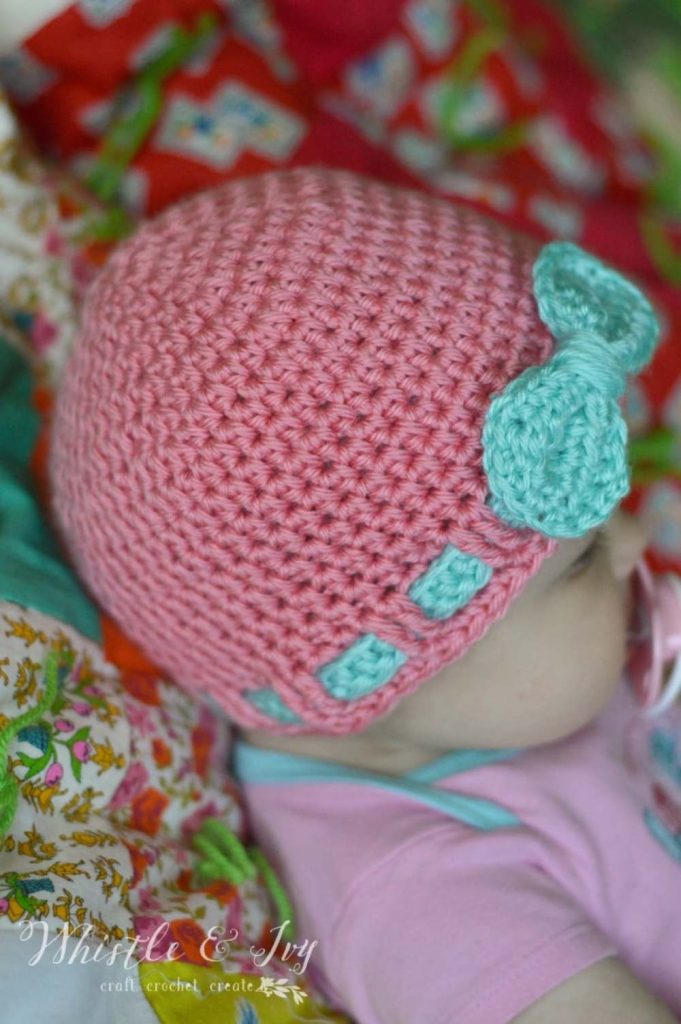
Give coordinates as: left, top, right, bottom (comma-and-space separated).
578, 577, 630, 696
526, 580, 629, 741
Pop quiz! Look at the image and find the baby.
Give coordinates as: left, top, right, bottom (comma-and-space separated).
49, 166, 681, 1023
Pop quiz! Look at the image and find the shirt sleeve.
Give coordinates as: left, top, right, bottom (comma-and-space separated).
329, 823, 617, 1024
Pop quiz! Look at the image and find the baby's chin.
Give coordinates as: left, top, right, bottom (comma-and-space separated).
564, 676, 624, 739
499, 655, 630, 750
544, 658, 629, 746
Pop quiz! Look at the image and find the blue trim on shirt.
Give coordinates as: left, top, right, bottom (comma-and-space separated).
233, 739, 525, 831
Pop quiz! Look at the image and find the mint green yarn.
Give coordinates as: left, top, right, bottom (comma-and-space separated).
246, 635, 409, 720
317, 633, 407, 700
533, 242, 659, 373
483, 362, 630, 536
244, 688, 303, 725
408, 543, 493, 619
552, 333, 628, 401
482, 242, 660, 539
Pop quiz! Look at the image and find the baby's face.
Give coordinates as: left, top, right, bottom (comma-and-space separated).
372, 509, 649, 753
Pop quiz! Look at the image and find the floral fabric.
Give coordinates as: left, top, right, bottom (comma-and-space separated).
0, 601, 345, 1020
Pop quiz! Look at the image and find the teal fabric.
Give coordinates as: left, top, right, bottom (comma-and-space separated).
0, 338, 101, 641
233, 738, 525, 831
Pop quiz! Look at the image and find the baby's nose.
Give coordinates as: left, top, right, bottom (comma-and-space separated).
608, 509, 650, 581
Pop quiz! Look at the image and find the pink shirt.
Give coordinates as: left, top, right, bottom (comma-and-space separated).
234, 678, 681, 1024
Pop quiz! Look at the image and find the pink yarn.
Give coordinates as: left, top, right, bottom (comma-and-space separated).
50, 167, 558, 735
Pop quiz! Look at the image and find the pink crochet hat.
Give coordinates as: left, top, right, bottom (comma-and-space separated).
49, 167, 659, 735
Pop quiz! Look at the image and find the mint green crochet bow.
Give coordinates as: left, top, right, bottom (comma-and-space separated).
482, 242, 660, 538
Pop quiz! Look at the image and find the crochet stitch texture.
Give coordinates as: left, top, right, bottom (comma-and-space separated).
49, 167, 561, 735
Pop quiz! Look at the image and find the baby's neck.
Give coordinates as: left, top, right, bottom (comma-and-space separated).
237, 725, 458, 776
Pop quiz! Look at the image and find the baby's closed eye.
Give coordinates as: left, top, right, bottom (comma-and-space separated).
564, 529, 607, 580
